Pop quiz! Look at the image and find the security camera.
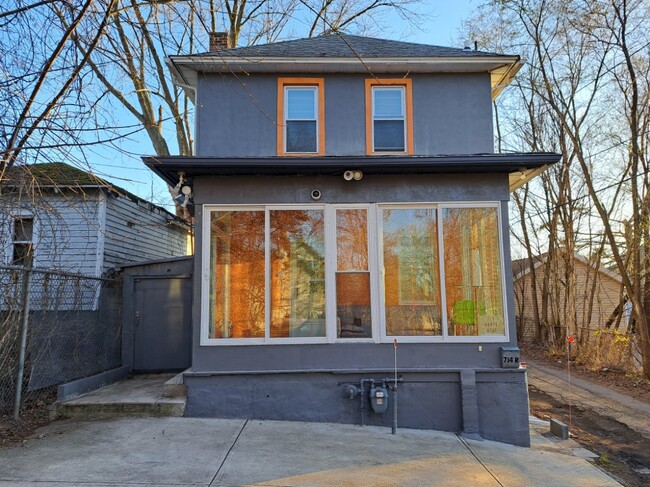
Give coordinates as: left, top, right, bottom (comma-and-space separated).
311, 189, 322, 200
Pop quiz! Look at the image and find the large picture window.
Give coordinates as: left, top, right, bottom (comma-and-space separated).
203, 203, 507, 344
442, 207, 504, 337
382, 208, 441, 336
209, 210, 265, 339
270, 209, 325, 338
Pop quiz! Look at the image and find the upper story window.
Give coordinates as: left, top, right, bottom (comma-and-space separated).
365, 79, 413, 155
277, 78, 325, 156
12, 217, 34, 266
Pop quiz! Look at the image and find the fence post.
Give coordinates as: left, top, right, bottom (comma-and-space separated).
13, 267, 33, 420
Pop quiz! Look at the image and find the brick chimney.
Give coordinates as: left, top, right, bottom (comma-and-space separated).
209, 32, 231, 51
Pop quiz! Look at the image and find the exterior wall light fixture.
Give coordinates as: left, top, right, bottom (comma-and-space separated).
343, 170, 363, 181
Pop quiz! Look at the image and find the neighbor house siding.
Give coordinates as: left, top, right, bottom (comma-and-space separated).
514, 259, 624, 341
0, 191, 101, 275
195, 73, 494, 157
103, 193, 188, 270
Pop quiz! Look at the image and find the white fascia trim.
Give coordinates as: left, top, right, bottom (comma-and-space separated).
172, 55, 520, 67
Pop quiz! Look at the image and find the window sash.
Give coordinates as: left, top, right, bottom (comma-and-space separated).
372, 87, 406, 152
284, 86, 318, 154
11, 217, 34, 266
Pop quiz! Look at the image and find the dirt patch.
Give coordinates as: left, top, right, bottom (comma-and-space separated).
529, 387, 650, 487
521, 343, 650, 404
0, 393, 57, 448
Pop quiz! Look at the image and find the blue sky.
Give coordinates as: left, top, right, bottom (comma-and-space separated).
94, 0, 476, 208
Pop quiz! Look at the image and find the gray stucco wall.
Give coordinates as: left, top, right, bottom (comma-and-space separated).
185, 172, 528, 445
195, 73, 494, 157
183, 369, 529, 446
190, 172, 516, 370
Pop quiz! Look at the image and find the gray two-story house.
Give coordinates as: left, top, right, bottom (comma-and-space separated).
144, 33, 560, 446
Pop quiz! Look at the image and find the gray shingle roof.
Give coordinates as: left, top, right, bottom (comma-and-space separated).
512, 255, 545, 278
194, 33, 510, 59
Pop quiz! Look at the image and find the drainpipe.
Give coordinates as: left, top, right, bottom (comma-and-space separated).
359, 379, 366, 426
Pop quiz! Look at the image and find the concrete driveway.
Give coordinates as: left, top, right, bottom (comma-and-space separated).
0, 417, 620, 486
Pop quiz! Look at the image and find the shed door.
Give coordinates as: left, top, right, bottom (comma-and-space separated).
133, 277, 191, 371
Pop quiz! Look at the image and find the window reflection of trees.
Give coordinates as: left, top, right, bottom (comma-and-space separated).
211, 211, 265, 338
271, 210, 325, 338
383, 209, 441, 336
443, 208, 504, 336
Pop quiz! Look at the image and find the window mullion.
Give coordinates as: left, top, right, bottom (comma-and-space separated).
438, 206, 449, 340
368, 204, 381, 343
325, 205, 336, 343
264, 208, 271, 342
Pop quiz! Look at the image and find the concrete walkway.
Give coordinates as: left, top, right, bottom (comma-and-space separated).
0, 417, 619, 486
56, 374, 186, 418
526, 361, 650, 439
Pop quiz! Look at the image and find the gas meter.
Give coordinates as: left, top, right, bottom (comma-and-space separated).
369, 385, 389, 414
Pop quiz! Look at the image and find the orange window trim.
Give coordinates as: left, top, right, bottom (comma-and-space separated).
365, 78, 414, 155
277, 78, 325, 156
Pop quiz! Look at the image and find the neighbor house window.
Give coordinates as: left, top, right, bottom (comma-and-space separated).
12, 217, 34, 266
365, 79, 413, 154
277, 78, 325, 155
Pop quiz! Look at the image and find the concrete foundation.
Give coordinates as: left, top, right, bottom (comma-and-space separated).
184, 368, 530, 446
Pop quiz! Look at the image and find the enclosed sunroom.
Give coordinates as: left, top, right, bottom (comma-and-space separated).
144, 154, 559, 447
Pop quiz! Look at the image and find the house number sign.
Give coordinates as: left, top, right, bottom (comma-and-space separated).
500, 347, 521, 368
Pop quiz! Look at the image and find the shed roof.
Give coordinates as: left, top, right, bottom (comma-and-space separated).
512, 253, 622, 284
2, 162, 188, 226
3, 162, 109, 187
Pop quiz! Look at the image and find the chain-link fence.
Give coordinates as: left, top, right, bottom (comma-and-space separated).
0, 265, 121, 422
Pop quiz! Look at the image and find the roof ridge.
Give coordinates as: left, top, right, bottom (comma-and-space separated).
188, 33, 512, 59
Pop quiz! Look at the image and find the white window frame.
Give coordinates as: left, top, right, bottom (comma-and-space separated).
372, 86, 407, 154
201, 204, 328, 346
6, 211, 37, 267
284, 86, 319, 154
201, 202, 509, 346
377, 202, 509, 344
326, 204, 380, 344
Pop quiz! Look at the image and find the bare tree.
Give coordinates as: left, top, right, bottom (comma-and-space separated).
52, 0, 424, 216
1, 0, 119, 174
463, 0, 650, 376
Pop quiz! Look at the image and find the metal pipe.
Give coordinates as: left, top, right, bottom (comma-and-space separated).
359, 379, 365, 426
391, 385, 398, 435
13, 267, 33, 420
393, 339, 398, 435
